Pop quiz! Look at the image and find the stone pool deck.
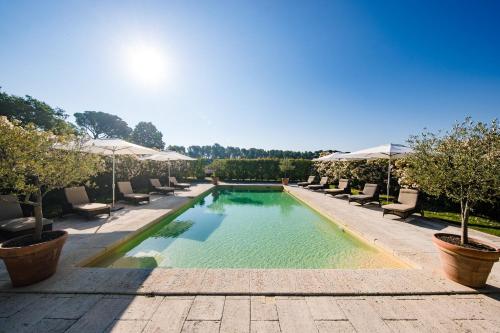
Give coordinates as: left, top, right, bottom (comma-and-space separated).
0, 183, 499, 332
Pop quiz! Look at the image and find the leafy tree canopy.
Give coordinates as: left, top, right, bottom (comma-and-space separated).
0, 116, 104, 240
74, 111, 132, 139
402, 117, 499, 244
131, 121, 165, 149
0, 89, 74, 134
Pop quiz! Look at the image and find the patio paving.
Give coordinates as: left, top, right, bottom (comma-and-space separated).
0, 182, 499, 332
0, 292, 498, 332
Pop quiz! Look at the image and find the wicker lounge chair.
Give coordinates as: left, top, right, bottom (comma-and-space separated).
307, 177, 329, 191
169, 177, 191, 189
382, 189, 421, 219
324, 179, 351, 196
0, 195, 52, 238
64, 186, 111, 218
150, 179, 175, 195
348, 183, 380, 206
297, 176, 315, 187
117, 181, 150, 204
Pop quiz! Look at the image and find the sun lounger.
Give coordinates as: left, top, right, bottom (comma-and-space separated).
324, 179, 351, 196
150, 179, 175, 195
382, 189, 421, 219
169, 177, 191, 189
307, 177, 328, 191
348, 183, 380, 206
297, 176, 315, 187
117, 181, 150, 204
64, 186, 111, 218
0, 195, 53, 238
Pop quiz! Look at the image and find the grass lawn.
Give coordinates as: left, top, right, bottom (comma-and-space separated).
343, 187, 500, 237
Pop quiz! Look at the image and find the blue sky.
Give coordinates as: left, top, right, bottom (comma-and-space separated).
1, 0, 499, 151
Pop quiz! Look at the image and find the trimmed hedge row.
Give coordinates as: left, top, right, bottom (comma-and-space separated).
209, 159, 314, 181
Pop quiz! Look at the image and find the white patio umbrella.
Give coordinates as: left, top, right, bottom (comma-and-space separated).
79, 139, 158, 208
340, 143, 413, 199
140, 151, 195, 186
313, 152, 355, 182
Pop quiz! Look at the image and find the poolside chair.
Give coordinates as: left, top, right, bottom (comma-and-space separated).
149, 179, 175, 195
307, 177, 329, 191
117, 181, 150, 204
297, 176, 315, 187
348, 183, 380, 206
382, 189, 422, 219
169, 177, 191, 189
64, 186, 111, 218
0, 195, 53, 238
324, 179, 351, 196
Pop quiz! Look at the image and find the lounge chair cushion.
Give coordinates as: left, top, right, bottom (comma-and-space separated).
155, 186, 175, 192
298, 176, 315, 186
397, 189, 419, 207
324, 188, 345, 195
0, 195, 24, 220
381, 203, 415, 212
73, 203, 110, 212
64, 186, 90, 206
169, 177, 190, 187
117, 182, 134, 195
0, 217, 52, 232
124, 193, 150, 199
349, 194, 373, 200
307, 184, 325, 190
338, 179, 349, 190
150, 179, 163, 188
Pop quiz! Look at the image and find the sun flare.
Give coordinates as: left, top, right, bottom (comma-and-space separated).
125, 43, 167, 86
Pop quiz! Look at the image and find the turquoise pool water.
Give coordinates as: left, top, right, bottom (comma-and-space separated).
92, 188, 403, 269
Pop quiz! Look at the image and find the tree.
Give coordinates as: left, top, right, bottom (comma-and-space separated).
0, 117, 104, 241
167, 145, 186, 154
131, 121, 165, 149
0, 89, 74, 134
279, 158, 295, 178
74, 111, 132, 139
403, 118, 499, 245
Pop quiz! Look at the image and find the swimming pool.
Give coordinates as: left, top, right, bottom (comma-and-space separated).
91, 187, 404, 269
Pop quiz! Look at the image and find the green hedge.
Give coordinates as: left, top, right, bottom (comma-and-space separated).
209, 159, 314, 181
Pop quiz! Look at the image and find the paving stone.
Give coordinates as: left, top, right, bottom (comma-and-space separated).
251, 321, 281, 333
200, 269, 250, 293
0, 295, 68, 332
276, 298, 318, 333
0, 293, 41, 318
454, 319, 500, 333
47, 294, 102, 319
220, 299, 250, 333
315, 320, 356, 333
251, 296, 278, 321
143, 298, 192, 333
111, 295, 161, 320
305, 297, 346, 320
383, 319, 429, 332
187, 296, 225, 321
181, 320, 220, 332
336, 299, 392, 332
368, 296, 421, 320
65, 296, 133, 333
25, 318, 76, 333
105, 319, 149, 333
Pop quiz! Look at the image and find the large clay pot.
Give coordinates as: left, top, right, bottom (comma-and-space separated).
282, 178, 289, 185
212, 177, 219, 185
0, 230, 68, 287
433, 233, 500, 288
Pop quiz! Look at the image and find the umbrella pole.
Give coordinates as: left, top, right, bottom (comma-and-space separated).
112, 151, 116, 207
387, 156, 391, 201
168, 161, 171, 187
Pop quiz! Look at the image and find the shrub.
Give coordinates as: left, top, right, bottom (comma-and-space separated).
210, 159, 313, 181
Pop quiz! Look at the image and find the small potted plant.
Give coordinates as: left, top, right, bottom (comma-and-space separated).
279, 158, 295, 185
404, 118, 500, 287
0, 117, 103, 286
212, 172, 219, 185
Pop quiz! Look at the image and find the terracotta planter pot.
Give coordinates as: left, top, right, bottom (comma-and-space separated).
212, 177, 219, 185
0, 230, 68, 287
433, 233, 500, 288
282, 178, 289, 185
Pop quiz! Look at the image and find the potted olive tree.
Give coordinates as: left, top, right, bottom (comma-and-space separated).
0, 117, 103, 286
404, 118, 499, 287
279, 159, 295, 185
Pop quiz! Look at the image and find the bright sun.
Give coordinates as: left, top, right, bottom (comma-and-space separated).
125, 43, 167, 86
